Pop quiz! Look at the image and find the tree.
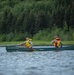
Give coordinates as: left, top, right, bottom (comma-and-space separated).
70, 2, 74, 28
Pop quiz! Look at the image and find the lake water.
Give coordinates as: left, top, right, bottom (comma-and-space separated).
0, 47, 74, 75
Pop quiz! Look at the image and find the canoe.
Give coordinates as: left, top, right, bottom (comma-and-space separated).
6, 46, 74, 52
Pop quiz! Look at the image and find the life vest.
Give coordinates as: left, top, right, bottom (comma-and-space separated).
25, 40, 32, 48
54, 37, 61, 47
56, 38, 60, 41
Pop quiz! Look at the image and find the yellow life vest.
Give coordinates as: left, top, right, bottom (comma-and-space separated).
25, 40, 32, 48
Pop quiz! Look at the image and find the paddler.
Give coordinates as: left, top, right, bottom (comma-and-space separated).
21, 37, 33, 49
51, 35, 62, 48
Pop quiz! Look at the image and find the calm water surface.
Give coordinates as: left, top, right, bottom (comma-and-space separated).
0, 47, 74, 75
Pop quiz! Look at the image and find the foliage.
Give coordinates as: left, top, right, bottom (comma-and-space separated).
0, 0, 74, 41
33, 27, 74, 41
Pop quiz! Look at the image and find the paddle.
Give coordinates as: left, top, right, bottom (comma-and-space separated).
29, 47, 37, 51
21, 43, 37, 51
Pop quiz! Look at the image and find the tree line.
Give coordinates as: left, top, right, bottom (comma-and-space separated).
0, 0, 74, 41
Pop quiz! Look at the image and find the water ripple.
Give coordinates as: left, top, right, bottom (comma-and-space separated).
0, 49, 74, 75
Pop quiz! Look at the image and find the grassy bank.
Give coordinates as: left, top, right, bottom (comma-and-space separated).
0, 41, 74, 46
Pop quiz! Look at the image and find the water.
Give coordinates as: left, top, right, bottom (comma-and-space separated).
0, 47, 74, 75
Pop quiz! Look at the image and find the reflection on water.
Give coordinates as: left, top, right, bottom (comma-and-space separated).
0, 47, 74, 75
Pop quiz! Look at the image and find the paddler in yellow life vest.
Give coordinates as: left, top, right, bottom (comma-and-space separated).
51, 35, 62, 48
21, 37, 33, 48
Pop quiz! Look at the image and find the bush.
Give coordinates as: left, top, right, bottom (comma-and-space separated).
6, 32, 14, 41
0, 34, 6, 42
33, 27, 74, 41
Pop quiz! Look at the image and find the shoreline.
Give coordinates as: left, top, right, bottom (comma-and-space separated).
0, 41, 74, 46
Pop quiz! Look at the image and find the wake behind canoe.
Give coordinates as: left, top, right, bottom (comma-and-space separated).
6, 46, 74, 52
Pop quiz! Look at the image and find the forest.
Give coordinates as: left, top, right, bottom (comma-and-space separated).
0, 0, 74, 41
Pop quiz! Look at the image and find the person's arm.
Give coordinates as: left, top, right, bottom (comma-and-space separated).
30, 41, 33, 47
51, 39, 57, 44
21, 41, 26, 46
60, 42, 63, 48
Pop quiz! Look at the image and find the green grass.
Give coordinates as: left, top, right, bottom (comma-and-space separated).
0, 41, 74, 46
0, 41, 22, 46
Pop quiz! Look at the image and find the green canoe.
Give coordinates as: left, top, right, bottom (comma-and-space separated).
6, 46, 74, 52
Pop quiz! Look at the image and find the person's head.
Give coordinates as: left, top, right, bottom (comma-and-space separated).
54, 35, 58, 39
26, 37, 29, 40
